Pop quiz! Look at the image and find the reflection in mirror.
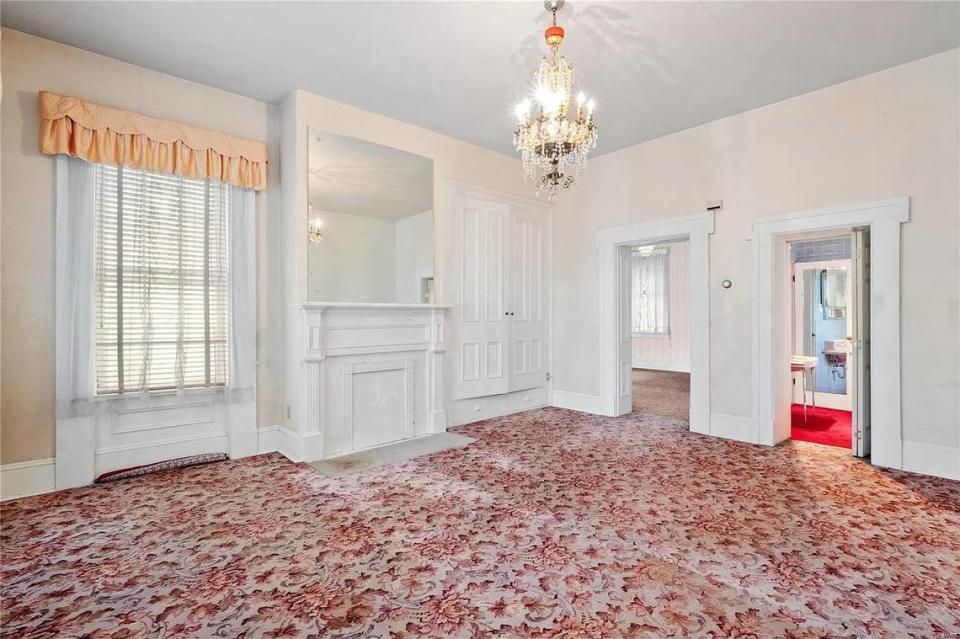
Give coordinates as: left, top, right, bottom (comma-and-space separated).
307, 129, 434, 303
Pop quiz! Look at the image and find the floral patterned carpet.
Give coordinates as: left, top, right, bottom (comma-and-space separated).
2, 408, 959, 638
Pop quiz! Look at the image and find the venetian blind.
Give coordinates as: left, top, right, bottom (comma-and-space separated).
94, 164, 229, 394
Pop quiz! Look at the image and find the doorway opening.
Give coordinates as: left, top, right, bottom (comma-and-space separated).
752, 198, 906, 467
596, 212, 712, 434
786, 233, 865, 453
629, 238, 691, 421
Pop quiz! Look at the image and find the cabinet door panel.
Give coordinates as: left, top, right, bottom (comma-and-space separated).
508, 204, 548, 392
453, 197, 510, 399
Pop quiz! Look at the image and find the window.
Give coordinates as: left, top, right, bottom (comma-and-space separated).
94, 165, 229, 394
631, 245, 669, 335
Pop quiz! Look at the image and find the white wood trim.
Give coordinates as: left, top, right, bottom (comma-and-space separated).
256, 425, 304, 462
632, 360, 691, 373
551, 390, 606, 414
296, 304, 449, 461
258, 426, 281, 454
708, 413, 757, 444
596, 212, 713, 436
751, 197, 908, 468
902, 441, 960, 481
442, 178, 550, 210
1, 458, 57, 501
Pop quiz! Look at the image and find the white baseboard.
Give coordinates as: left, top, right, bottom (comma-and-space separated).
1, 458, 56, 501
709, 412, 758, 445
430, 409, 448, 433
257, 425, 303, 462
257, 426, 281, 454
632, 360, 691, 373
301, 432, 324, 463
902, 441, 960, 481
551, 390, 605, 415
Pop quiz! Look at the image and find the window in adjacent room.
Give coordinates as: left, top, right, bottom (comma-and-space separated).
631, 245, 669, 335
94, 165, 229, 394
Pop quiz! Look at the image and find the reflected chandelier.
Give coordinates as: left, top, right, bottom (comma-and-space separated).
514, 0, 597, 198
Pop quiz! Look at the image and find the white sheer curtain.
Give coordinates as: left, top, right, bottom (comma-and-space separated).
55, 156, 257, 461
631, 245, 670, 335
226, 186, 257, 436
56, 156, 97, 414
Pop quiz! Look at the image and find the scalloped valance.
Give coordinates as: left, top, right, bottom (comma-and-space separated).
39, 91, 268, 190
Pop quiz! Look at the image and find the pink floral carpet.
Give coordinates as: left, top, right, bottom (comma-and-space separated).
2, 408, 959, 638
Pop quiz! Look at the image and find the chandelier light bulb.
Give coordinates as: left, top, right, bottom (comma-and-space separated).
515, 102, 528, 122
576, 92, 586, 106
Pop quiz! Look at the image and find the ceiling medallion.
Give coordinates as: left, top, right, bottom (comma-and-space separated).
513, 0, 597, 199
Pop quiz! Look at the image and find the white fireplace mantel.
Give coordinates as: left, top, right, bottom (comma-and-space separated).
293, 302, 451, 461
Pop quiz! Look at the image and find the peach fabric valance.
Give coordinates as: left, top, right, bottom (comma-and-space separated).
39, 91, 268, 190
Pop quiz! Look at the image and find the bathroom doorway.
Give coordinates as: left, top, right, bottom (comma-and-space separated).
752, 197, 905, 467
787, 230, 870, 455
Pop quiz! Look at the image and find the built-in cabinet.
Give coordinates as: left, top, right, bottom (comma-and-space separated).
448, 187, 550, 423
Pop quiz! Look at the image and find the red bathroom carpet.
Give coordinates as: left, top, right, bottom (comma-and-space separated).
791, 403, 852, 448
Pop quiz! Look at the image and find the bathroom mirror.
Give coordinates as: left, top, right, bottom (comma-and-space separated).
307, 128, 434, 303
820, 269, 847, 319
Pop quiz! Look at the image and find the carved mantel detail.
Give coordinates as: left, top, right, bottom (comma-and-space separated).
296, 303, 450, 461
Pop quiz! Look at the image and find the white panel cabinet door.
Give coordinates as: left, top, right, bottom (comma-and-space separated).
454, 197, 510, 399
508, 204, 548, 392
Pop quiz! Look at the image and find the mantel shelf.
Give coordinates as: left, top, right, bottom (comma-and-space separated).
298, 302, 454, 311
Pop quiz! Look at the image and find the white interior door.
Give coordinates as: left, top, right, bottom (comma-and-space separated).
454, 197, 510, 399
852, 228, 871, 456
507, 204, 548, 392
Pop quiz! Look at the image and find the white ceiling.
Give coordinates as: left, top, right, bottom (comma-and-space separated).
3, 2, 958, 156
309, 129, 433, 220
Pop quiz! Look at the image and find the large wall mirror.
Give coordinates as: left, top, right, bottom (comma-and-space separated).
307, 128, 435, 303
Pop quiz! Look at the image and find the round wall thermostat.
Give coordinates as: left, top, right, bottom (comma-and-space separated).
721, 279, 733, 289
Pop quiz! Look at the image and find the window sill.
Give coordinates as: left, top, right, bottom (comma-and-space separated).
92, 385, 228, 402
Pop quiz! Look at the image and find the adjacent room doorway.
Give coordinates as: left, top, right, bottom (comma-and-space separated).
786, 230, 870, 456
629, 239, 692, 421
596, 212, 713, 435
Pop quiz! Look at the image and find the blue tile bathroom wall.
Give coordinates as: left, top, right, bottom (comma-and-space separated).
790, 238, 851, 263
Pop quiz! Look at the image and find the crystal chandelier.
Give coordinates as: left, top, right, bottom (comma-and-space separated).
514, 0, 597, 198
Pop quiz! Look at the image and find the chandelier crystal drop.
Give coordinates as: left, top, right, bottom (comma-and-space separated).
513, 0, 597, 198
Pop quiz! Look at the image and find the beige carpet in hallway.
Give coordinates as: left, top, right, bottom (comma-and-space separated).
632, 368, 690, 420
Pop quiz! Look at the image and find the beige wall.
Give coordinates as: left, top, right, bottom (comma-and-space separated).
553, 49, 960, 449
0, 29, 283, 464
